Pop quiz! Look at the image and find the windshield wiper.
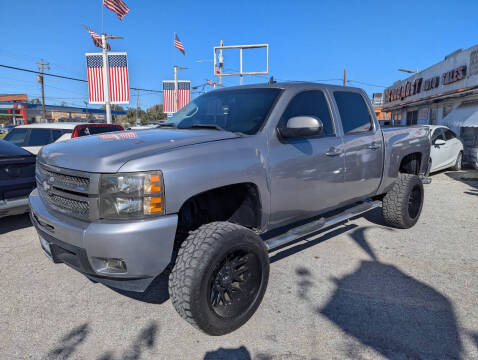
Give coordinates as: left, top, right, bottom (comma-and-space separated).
179, 124, 225, 131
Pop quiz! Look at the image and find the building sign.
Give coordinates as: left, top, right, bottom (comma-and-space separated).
442, 65, 466, 85
385, 65, 467, 103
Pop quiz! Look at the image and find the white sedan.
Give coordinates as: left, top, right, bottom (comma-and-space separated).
428, 125, 464, 173
3, 123, 123, 155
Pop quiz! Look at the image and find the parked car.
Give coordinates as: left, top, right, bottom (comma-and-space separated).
426, 125, 464, 173
0, 140, 36, 218
3, 123, 124, 155
0, 124, 15, 134
30, 82, 431, 335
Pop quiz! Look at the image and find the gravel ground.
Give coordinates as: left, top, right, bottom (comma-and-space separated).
1, 170, 477, 360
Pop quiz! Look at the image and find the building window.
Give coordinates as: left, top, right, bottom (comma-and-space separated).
392, 111, 402, 123
430, 108, 437, 125
406, 110, 418, 125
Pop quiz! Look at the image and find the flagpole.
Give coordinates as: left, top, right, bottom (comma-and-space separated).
102, 34, 112, 124
101, 0, 104, 34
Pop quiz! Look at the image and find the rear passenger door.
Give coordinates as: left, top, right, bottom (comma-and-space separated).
333, 91, 383, 201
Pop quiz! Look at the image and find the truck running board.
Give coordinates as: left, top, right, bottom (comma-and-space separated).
265, 200, 382, 251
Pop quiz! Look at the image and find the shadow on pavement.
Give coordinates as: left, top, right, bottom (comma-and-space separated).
316, 261, 462, 358
43, 323, 89, 360
290, 218, 463, 359
0, 213, 32, 235
109, 273, 170, 304
445, 170, 478, 196
204, 346, 252, 360
98, 322, 158, 360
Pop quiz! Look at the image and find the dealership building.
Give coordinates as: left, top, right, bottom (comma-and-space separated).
382, 44, 478, 166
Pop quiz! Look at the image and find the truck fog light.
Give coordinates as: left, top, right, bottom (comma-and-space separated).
94, 257, 127, 273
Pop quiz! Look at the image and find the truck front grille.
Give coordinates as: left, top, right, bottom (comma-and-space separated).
36, 162, 95, 220
38, 187, 90, 218
37, 164, 90, 192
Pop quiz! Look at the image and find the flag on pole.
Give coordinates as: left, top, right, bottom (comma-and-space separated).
163, 80, 191, 113
103, 0, 130, 20
174, 33, 185, 55
86, 52, 130, 104
206, 79, 216, 86
83, 25, 110, 50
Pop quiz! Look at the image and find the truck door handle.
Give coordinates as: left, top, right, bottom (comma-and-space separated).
325, 147, 342, 156
368, 142, 380, 150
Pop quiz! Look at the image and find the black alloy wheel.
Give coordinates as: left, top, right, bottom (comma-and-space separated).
407, 185, 423, 220
208, 248, 262, 319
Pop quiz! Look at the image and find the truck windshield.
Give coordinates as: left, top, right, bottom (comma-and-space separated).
164, 88, 281, 135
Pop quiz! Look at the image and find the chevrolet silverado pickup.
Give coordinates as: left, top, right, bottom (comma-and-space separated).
30, 82, 431, 335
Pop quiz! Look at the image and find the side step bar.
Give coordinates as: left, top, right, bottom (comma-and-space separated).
265, 200, 382, 251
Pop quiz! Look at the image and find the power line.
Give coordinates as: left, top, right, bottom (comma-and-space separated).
0, 63, 165, 94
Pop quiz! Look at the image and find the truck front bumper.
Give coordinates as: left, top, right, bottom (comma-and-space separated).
29, 189, 178, 292
0, 196, 30, 218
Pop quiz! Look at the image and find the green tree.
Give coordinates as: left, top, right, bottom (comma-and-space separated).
146, 104, 167, 122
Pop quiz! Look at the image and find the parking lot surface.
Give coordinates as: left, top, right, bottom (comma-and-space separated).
1, 171, 477, 360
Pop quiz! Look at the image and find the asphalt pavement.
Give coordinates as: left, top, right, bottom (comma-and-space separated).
1, 170, 477, 360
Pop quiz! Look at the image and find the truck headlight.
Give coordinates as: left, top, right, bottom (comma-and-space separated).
99, 171, 165, 219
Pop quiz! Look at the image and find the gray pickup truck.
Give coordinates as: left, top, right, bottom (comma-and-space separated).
30, 82, 430, 335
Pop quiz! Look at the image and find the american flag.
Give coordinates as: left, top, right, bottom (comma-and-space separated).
86, 53, 130, 104
83, 25, 110, 50
104, 0, 130, 20
206, 79, 216, 86
174, 33, 185, 55
163, 81, 191, 113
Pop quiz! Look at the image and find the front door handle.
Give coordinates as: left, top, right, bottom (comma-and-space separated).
325, 147, 342, 156
368, 142, 381, 150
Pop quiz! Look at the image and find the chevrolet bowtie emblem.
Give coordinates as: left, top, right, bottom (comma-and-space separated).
43, 180, 51, 192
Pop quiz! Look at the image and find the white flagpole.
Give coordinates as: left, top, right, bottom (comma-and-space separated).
102, 34, 112, 124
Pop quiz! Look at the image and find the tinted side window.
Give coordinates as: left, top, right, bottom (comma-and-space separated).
4, 128, 28, 146
334, 92, 373, 134
27, 129, 52, 146
280, 90, 334, 136
444, 129, 456, 140
78, 126, 121, 136
51, 129, 63, 141
431, 128, 445, 142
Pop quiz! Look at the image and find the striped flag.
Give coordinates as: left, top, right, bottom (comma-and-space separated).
163, 81, 191, 113
86, 52, 130, 104
103, 0, 130, 20
83, 25, 110, 50
174, 33, 185, 55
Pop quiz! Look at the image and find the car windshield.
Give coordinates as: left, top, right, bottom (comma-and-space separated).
164, 88, 281, 135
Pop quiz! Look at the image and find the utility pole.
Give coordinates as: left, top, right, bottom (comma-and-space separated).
136, 89, 140, 125
343, 68, 347, 87
36, 59, 50, 122
173, 65, 188, 112
218, 40, 224, 87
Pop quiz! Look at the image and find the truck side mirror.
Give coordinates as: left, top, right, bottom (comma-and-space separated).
278, 116, 323, 138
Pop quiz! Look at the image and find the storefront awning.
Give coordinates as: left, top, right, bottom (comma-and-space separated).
442, 103, 478, 130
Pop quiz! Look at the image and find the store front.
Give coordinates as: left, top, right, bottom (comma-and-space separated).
382, 44, 478, 167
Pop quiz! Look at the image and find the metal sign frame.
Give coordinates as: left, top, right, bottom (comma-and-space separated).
213, 43, 269, 76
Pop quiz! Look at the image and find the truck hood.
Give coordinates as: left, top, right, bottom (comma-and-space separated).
38, 129, 240, 173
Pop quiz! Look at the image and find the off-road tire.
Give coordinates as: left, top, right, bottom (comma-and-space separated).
451, 152, 463, 171
168, 221, 269, 335
382, 174, 424, 229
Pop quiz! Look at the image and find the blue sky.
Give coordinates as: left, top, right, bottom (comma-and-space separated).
1, 0, 478, 110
